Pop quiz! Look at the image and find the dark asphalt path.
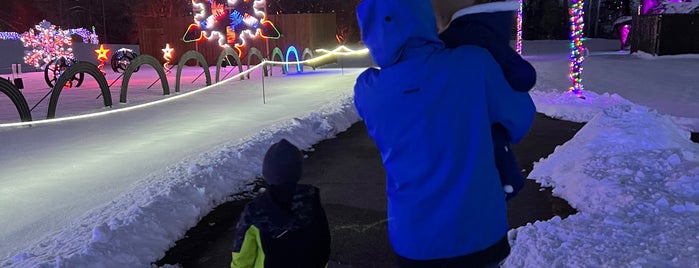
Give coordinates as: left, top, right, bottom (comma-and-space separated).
159, 114, 692, 268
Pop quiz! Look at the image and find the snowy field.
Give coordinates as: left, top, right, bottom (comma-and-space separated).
1, 39, 698, 267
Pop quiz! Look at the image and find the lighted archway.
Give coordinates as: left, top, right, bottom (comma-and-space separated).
302, 48, 316, 70
47, 61, 111, 119
285, 46, 302, 73
269, 47, 286, 76
0, 77, 32, 122
216, 47, 244, 82
176, 50, 211, 93
120, 54, 170, 103
246, 47, 268, 79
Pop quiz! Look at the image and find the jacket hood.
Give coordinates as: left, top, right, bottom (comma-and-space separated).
357, 0, 443, 67
262, 139, 303, 186
449, 2, 520, 44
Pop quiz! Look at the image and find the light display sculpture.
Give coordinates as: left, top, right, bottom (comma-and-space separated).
20, 20, 75, 69
162, 43, 174, 74
95, 45, 110, 75
68, 27, 100, 44
183, 0, 281, 56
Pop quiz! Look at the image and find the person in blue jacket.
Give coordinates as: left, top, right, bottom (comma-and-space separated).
434, 0, 537, 200
354, 0, 535, 267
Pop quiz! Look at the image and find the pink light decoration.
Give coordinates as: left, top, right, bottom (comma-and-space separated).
568, 0, 586, 98
20, 20, 74, 69
184, 0, 281, 57
620, 25, 631, 48
516, 0, 523, 54
642, 0, 659, 14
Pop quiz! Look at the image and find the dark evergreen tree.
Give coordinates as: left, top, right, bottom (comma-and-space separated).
1, 0, 45, 32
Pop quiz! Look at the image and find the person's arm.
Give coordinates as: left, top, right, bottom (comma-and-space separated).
490, 44, 537, 92
231, 206, 262, 268
482, 51, 535, 143
354, 67, 380, 120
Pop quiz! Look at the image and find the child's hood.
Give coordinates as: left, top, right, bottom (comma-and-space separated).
449, 1, 520, 43
356, 0, 443, 67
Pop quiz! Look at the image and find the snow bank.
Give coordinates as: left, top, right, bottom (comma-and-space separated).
3, 94, 360, 267
504, 105, 699, 267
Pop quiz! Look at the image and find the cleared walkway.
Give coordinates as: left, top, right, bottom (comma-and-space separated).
157, 113, 588, 267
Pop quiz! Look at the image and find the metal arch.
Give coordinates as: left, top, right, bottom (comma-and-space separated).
302, 48, 316, 70
269, 47, 286, 75
176, 50, 212, 93
216, 47, 244, 82
47, 61, 112, 119
246, 47, 268, 79
121, 54, 171, 103
0, 77, 32, 122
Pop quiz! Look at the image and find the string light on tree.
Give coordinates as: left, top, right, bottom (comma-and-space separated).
568, 0, 586, 98
162, 43, 174, 74
95, 44, 110, 75
20, 20, 75, 69
516, 0, 523, 54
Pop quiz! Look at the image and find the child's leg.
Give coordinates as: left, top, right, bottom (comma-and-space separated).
492, 123, 525, 200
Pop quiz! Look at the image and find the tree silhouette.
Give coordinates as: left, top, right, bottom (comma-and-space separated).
0, 0, 45, 33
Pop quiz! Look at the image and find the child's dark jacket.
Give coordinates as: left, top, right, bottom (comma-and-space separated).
439, 2, 536, 92
231, 185, 330, 268
440, 2, 536, 200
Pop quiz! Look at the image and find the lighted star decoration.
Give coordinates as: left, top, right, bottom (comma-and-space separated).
183, 0, 281, 56
95, 44, 110, 75
20, 20, 74, 69
162, 43, 175, 74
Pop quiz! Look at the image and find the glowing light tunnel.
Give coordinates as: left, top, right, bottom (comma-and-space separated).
285, 46, 302, 73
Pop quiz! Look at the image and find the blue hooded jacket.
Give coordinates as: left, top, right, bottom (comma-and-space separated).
354, 0, 535, 261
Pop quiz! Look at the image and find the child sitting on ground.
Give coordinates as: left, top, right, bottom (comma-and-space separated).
433, 0, 537, 200
231, 139, 330, 268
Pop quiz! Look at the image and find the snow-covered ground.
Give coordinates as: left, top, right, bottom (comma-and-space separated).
0, 64, 362, 266
0, 39, 697, 267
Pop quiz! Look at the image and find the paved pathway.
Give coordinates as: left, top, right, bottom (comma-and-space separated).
156, 114, 589, 267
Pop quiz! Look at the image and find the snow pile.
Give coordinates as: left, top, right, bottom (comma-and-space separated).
504, 105, 699, 267
531, 89, 699, 132
2, 95, 360, 267
632, 51, 699, 60
530, 90, 636, 123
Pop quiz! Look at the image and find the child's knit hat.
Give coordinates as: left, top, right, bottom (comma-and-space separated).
262, 139, 303, 185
